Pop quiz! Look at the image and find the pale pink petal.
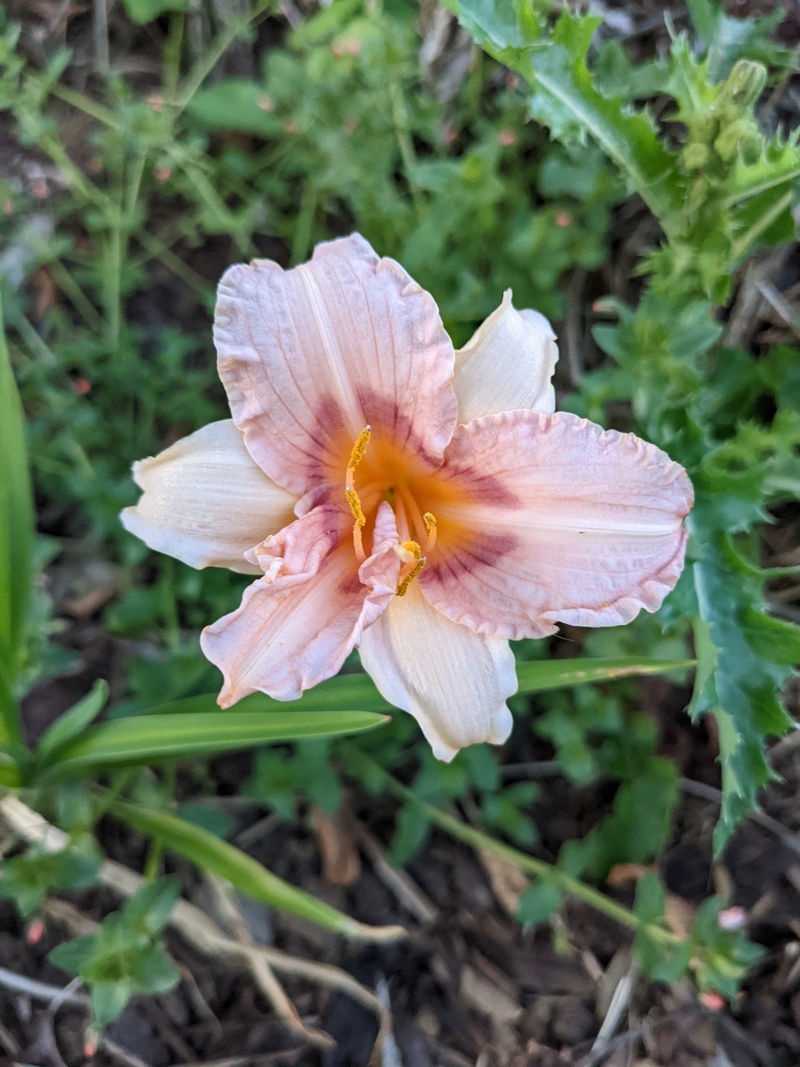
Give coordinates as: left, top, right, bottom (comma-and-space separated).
358, 583, 516, 762
121, 420, 297, 574
453, 291, 558, 422
214, 234, 457, 495
420, 411, 693, 641
201, 502, 401, 705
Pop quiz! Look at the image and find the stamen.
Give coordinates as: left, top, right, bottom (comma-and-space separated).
395, 539, 425, 596
346, 425, 371, 489
345, 486, 366, 527
353, 520, 366, 563
423, 512, 437, 553
397, 556, 425, 597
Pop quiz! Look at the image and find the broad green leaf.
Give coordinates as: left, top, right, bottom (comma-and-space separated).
0, 294, 34, 745
42, 709, 388, 774
36, 680, 109, 761
516, 657, 695, 694
186, 80, 282, 137
110, 800, 404, 941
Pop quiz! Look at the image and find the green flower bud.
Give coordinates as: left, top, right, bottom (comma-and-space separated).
682, 142, 711, 170
714, 120, 749, 163
721, 60, 767, 109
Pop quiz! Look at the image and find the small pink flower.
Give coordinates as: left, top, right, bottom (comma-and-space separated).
718, 905, 747, 931
122, 236, 693, 760
498, 128, 518, 146
26, 917, 45, 944
699, 991, 726, 1012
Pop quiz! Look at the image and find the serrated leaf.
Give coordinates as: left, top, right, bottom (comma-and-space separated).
691, 536, 796, 851
445, 5, 678, 219
725, 132, 800, 205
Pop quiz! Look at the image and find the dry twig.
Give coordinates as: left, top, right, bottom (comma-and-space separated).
0, 796, 393, 1053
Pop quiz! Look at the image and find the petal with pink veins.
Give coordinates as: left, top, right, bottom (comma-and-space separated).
420, 410, 693, 641
358, 583, 516, 762
201, 502, 402, 705
120, 420, 297, 574
214, 234, 458, 496
454, 291, 558, 422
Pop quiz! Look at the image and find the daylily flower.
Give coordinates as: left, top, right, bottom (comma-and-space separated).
122, 235, 693, 761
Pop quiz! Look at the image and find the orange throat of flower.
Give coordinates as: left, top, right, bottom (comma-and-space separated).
344, 425, 439, 596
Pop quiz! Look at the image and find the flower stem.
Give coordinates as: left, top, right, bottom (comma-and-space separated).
344, 746, 678, 945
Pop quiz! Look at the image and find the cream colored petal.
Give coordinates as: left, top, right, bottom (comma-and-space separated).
121, 420, 297, 574
454, 290, 558, 422
358, 583, 516, 762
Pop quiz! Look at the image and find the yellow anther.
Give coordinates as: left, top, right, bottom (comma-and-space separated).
395, 539, 425, 596
401, 539, 422, 560
347, 425, 371, 473
423, 512, 437, 552
396, 556, 425, 597
345, 487, 366, 527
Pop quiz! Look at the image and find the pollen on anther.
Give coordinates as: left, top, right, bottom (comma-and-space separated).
423, 512, 438, 552
347, 425, 371, 471
397, 555, 425, 597
345, 487, 367, 527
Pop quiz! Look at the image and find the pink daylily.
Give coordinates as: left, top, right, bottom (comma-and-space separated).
122, 235, 693, 760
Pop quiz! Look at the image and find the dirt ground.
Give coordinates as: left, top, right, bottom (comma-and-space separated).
4, 657, 800, 1066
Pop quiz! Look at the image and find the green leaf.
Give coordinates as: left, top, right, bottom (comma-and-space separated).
110, 800, 403, 941
120, 0, 188, 24
123, 876, 181, 936
186, 80, 282, 137
516, 879, 562, 927
445, 4, 677, 219
691, 536, 795, 851
0, 293, 34, 745
90, 981, 133, 1027
685, 0, 720, 47
516, 656, 695, 694
528, 13, 677, 219
36, 680, 109, 761
113, 672, 393, 719
633, 872, 665, 925
725, 134, 800, 205
42, 709, 388, 774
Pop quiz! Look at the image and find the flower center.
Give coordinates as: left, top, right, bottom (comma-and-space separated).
344, 426, 437, 596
